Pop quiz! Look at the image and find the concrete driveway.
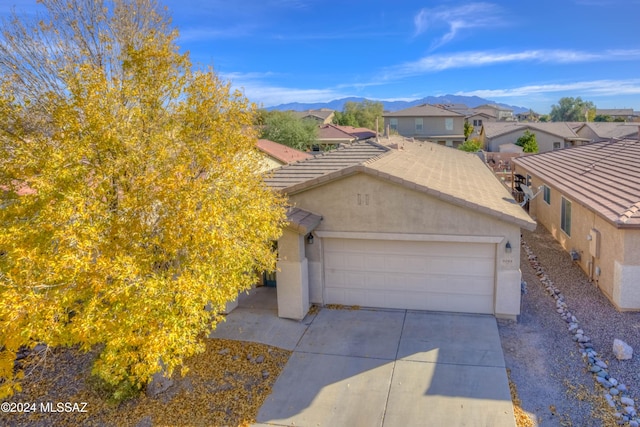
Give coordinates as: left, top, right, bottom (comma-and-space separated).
211, 288, 516, 427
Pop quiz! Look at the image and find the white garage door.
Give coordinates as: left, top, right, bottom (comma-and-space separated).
323, 238, 496, 314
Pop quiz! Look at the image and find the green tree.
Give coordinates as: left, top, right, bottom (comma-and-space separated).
515, 130, 539, 153
0, 0, 286, 399
333, 100, 383, 133
260, 110, 317, 150
594, 115, 612, 122
458, 139, 483, 152
549, 97, 596, 122
463, 120, 474, 141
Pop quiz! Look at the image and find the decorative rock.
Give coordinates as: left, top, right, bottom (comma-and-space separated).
617, 384, 628, 392
613, 339, 633, 361
596, 370, 609, 379
610, 388, 620, 396
218, 348, 230, 355
590, 365, 602, 373
146, 371, 174, 397
625, 406, 636, 416
630, 420, 639, 427
621, 397, 635, 406
262, 370, 270, 379
596, 360, 608, 369
610, 378, 618, 386
255, 355, 265, 364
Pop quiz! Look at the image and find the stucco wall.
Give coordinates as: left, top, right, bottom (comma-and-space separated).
518, 165, 640, 310
385, 116, 464, 140
488, 129, 565, 153
287, 172, 524, 318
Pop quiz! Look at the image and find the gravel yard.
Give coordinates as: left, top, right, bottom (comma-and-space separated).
499, 225, 640, 426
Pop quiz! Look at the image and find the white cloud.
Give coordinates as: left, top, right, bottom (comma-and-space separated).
385, 49, 640, 77
219, 72, 350, 106
455, 79, 640, 98
413, 3, 504, 49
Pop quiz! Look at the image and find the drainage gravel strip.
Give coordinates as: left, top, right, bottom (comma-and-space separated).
522, 239, 639, 426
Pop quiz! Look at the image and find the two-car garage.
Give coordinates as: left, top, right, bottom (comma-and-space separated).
322, 237, 497, 315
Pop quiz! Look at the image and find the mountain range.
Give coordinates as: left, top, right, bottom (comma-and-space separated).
267, 94, 531, 114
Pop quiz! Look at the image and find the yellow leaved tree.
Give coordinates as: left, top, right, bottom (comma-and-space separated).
0, 0, 286, 399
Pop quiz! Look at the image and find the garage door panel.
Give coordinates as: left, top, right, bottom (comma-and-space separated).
323, 238, 496, 314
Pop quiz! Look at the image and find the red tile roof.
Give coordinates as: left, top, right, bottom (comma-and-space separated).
334, 125, 377, 140
513, 138, 640, 227
317, 124, 356, 140
256, 139, 313, 164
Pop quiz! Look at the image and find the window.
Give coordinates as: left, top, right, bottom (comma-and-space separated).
445, 118, 453, 131
473, 119, 483, 126
543, 185, 551, 205
389, 118, 398, 131
415, 118, 423, 133
553, 142, 561, 150
561, 197, 572, 236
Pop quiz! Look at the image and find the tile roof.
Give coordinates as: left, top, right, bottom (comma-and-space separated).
292, 109, 334, 121
365, 141, 535, 229
334, 125, 377, 140
256, 139, 313, 164
263, 140, 390, 190
578, 123, 639, 140
317, 124, 357, 140
265, 139, 535, 229
286, 207, 322, 234
513, 138, 640, 227
383, 104, 463, 118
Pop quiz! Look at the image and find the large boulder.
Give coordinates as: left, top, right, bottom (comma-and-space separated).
613, 339, 633, 361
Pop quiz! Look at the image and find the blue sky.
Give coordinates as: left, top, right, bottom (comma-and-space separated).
4, 1, 640, 113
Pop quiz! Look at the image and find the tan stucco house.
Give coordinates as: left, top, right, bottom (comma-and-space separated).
513, 138, 640, 310
575, 122, 639, 143
259, 140, 535, 321
481, 122, 589, 152
292, 108, 335, 124
383, 104, 466, 147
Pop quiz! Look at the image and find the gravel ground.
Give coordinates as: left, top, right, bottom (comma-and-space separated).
498, 225, 640, 426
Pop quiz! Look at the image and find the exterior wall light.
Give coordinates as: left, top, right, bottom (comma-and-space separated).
505, 241, 512, 253
306, 233, 314, 244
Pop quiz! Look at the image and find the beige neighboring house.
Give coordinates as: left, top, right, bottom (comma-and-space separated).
254, 139, 535, 321
576, 122, 639, 143
480, 122, 589, 152
595, 109, 638, 122
292, 108, 335, 124
383, 104, 466, 147
475, 104, 514, 121
513, 138, 640, 311
256, 139, 313, 171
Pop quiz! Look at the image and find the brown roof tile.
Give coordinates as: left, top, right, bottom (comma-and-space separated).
257, 139, 313, 164
513, 138, 640, 227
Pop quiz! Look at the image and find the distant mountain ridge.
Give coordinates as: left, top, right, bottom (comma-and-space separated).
267, 95, 530, 114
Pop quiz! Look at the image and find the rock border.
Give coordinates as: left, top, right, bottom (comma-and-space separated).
522, 240, 639, 427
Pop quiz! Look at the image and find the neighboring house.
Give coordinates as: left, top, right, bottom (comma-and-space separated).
383, 104, 466, 147
292, 108, 335, 124
515, 111, 540, 122
259, 139, 535, 321
480, 122, 589, 152
595, 109, 638, 122
316, 124, 357, 149
576, 122, 639, 143
334, 125, 377, 140
475, 104, 514, 121
513, 138, 640, 311
256, 139, 313, 171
